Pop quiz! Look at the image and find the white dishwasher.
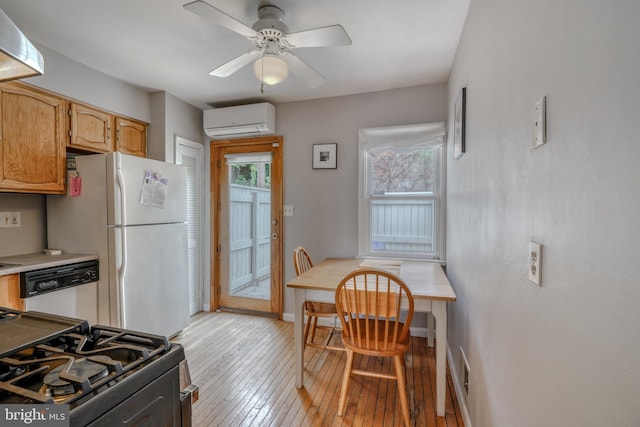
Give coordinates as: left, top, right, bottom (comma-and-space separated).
20, 260, 99, 325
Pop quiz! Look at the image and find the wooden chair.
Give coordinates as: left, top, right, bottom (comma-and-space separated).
334, 268, 415, 427
293, 246, 342, 351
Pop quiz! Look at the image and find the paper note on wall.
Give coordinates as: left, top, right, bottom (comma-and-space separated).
139, 170, 168, 208
69, 171, 81, 197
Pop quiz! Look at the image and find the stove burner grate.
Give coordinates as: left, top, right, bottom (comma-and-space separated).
0, 324, 172, 407
41, 357, 111, 400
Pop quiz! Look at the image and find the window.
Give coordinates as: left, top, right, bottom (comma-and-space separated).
358, 122, 446, 260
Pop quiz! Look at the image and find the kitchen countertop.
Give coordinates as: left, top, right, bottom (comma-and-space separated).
0, 252, 99, 275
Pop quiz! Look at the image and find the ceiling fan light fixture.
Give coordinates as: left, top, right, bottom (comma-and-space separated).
254, 55, 288, 85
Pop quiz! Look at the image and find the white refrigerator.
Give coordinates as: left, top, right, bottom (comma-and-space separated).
47, 152, 190, 338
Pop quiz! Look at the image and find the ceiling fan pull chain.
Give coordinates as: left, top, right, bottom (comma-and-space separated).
260, 50, 265, 93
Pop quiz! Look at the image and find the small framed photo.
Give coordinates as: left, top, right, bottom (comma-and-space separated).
454, 87, 466, 160
312, 143, 337, 169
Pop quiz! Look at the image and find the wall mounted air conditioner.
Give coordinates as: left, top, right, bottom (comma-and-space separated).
203, 102, 276, 139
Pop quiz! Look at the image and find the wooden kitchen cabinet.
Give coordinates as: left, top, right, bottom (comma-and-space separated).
69, 102, 114, 153
0, 82, 67, 194
0, 274, 24, 311
115, 117, 147, 157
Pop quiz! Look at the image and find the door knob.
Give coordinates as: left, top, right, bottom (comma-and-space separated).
271, 233, 278, 240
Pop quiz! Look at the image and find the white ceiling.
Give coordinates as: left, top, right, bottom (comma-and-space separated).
0, 0, 470, 110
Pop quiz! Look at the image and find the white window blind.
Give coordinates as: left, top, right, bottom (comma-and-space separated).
358, 122, 446, 260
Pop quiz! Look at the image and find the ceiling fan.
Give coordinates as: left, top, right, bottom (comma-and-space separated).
183, 1, 351, 88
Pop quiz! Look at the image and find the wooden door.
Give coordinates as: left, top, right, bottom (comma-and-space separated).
0, 82, 67, 194
211, 136, 283, 318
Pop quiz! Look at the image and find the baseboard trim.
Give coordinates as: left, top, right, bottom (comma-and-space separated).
447, 345, 473, 427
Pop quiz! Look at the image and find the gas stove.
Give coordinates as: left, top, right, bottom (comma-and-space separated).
0, 307, 196, 426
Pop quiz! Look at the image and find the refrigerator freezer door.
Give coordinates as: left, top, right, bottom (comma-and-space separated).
109, 222, 190, 337
107, 152, 188, 226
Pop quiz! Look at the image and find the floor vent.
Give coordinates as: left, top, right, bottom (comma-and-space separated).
460, 346, 470, 395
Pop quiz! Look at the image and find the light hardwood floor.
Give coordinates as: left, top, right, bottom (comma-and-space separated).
173, 311, 465, 427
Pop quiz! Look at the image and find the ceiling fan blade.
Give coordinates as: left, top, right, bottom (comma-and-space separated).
281, 54, 325, 88
285, 25, 352, 48
184, 0, 257, 39
210, 51, 261, 77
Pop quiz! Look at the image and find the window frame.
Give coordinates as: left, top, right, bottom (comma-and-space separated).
357, 122, 446, 260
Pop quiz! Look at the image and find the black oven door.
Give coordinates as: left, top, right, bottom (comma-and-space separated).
81, 366, 185, 427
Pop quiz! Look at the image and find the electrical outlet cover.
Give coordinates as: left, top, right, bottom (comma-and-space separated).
528, 242, 542, 285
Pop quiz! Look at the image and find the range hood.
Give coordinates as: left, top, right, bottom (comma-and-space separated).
0, 8, 44, 82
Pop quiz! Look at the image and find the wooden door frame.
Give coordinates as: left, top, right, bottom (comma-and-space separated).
210, 135, 283, 319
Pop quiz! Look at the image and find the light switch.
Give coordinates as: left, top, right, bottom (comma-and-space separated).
284, 205, 293, 216
531, 96, 547, 149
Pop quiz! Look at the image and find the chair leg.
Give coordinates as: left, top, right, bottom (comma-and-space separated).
304, 314, 312, 347
394, 355, 411, 427
309, 316, 318, 343
337, 349, 354, 416
323, 325, 335, 346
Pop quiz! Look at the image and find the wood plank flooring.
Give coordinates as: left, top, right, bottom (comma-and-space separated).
172, 311, 465, 427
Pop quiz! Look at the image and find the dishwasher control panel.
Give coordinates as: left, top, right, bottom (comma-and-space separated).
20, 260, 99, 298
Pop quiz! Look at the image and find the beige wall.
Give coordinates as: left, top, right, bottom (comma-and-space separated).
446, 0, 640, 426
277, 84, 448, 315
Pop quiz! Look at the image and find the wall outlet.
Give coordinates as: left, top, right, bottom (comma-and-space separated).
528, 242, 542, 286
0, 211, 21, 228
283, 205, 293, 217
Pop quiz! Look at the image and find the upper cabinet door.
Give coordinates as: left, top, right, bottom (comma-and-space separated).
69, 102, 114, 153
0, 82, 67, 194
115, 117, 147, 158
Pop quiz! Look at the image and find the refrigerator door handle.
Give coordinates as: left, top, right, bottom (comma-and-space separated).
117, 226, 128, 326
115, 167, 127, 226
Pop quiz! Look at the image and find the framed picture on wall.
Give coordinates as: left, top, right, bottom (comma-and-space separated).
454, 87, 466, 160
312, 143, 337, 169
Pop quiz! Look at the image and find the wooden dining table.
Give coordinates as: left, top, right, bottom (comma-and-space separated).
286, 257, 457, 418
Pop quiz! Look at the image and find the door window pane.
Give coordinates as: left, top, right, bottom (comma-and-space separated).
226, 156, 272, 301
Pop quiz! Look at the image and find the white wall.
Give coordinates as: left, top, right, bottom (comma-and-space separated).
278, 84, 447, 314
148, 91, 204, 163
0, 194, 45, 257
446, 1, 640, 426
26, 43, 150, 121
0, 44, 152, 258
0, 45, 208, 296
